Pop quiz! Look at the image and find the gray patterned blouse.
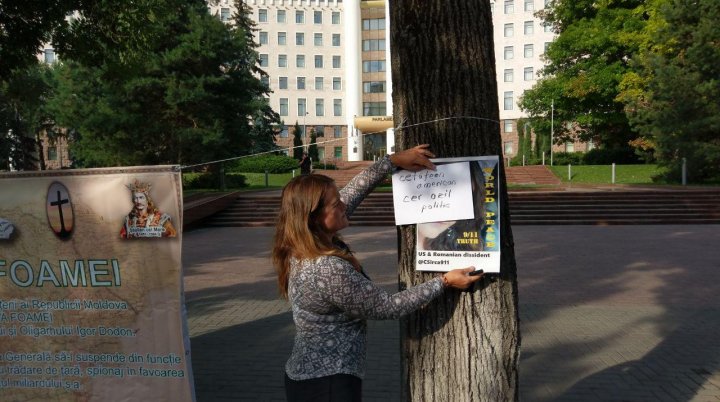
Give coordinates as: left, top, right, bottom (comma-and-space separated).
285, 155, 445, 380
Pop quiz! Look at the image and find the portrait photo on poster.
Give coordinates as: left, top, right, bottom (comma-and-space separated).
415, 156, 501, 273
120, 179, 177, 239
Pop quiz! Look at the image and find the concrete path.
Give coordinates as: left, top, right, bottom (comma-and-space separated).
183, 225, 720, 402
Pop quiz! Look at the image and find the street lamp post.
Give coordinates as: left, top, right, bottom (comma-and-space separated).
550, 99, 554, 166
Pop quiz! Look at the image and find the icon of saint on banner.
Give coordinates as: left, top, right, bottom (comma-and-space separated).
120, 180, 177, 239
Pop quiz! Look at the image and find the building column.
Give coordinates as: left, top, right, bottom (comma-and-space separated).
344, 0, 363, 161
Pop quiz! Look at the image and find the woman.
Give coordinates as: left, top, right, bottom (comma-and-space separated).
273, 144, 484, 402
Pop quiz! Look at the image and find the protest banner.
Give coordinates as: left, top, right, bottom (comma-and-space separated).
0, 166, 194, 401
392, 156, 501, 273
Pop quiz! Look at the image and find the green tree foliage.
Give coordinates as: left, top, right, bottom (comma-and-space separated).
0, 64, 56, 170
625, 0, 720, 182
0, 0, 79, 80
292, 121, 303, 160
308, 128, 319, 162
44, 0, 279, 167
520, 0, 650, 152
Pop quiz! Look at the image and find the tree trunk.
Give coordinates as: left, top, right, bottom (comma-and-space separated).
389, 1, 520, 401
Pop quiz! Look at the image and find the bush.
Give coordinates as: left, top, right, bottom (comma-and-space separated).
552, 152, 583, 165
182, 172, 247, 189
312, 161, 337, 170
582, 148, 640, 165
229, 154, 299, 173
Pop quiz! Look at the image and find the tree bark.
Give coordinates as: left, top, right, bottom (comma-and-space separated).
389, 1, 520, 401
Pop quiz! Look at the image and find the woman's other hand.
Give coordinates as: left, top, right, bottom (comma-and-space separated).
442, 267, 485, 290
390, 144, 436, 171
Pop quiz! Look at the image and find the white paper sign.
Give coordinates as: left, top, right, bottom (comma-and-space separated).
391, 162, 474, 225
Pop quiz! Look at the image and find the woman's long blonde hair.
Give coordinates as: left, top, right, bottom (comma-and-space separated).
272, 174, 360, 299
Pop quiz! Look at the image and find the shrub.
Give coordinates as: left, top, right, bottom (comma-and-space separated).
182, 172, 247, 189
552, 152, 583, 165
229, 154, 299, 173
582, 148, 640, 165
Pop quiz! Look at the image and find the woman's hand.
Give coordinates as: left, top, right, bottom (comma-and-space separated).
442, 267, 485, 290
390, 144, 436, 171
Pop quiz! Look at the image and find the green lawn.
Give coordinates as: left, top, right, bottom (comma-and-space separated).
241, 171, 298, 189
549, 164, 663, 184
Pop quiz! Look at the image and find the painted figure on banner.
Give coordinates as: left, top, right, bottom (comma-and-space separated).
120, 179, 177, 239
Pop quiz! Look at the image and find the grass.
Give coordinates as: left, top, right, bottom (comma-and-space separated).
549, 164, 663, 184
238, 171, 298, 189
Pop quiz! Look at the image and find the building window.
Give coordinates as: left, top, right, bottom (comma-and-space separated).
525, 0, 534, 11
333, 126, 342, 137
504, 69, 513, 82
260, 75, 269, 87
332, 11, 340, 24
524, 67, 534, 81
504, 120, 513, 133
333, 77, 341, 90
333, 99, 342, 116
504, 23, 514, 37
314, 10, 322, 24
362, 60, 386, 72
544, 22, 552, 32
332, 33, 341, 46
295, 10, 304, 24
362, 39, 386, 51
332, 56, 341, 68
316, 99, 324, 116
504, 91, 514, 110
504, 141, 514, 155
545, 42, 551, 52
524, 21, 534, 35
278, 54, 287, 67
504, 1, 514, 14
48, 146, 58, 161
316, 126, 325, 137
298, 98, 307, 116
220, 8, 231, 22
277, 10, 286, 23
524, 44, 534, 58
587, 141, 596, 150
362, 18, 385, 30
259, 31, 268, 44
314, 55, 323, 68
296, 32, 304, 45
280, 125, 289, 138
280, 98, 289, 116
315, 77, 324, 90
278, 32, 287, 45
297, 76, 306, 90
258, 9, 268, 22
504, 46, 514, 60
259, 54, 269, 67
565, 142, 575, 152
279, 77, 288, 89
363, 102, 386, 116
363, 81, 385, 93
334, 146, 343, 158
314, 33, 323, 46
296, 54, 305, 68
43, 49, 56, 64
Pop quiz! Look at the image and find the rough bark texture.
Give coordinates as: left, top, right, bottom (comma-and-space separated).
389, 1, 520, 401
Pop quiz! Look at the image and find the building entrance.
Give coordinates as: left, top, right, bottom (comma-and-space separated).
363, 133, 386, 161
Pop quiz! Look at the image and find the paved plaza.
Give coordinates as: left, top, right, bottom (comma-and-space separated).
183, 225, 720, 402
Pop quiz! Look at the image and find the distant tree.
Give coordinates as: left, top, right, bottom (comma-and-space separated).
520, 0, 649, 152
46, 0, 277, 167
0, 0, 79, 80
292, 121, 303, 160
0, 64, 56, 170
625, 0, 720, 182
308, 128, 319, 162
